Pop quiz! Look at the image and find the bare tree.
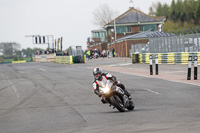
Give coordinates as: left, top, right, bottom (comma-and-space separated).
148, 2, 158, 16
92, 4, 119, 28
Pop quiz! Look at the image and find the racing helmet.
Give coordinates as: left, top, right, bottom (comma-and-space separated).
93, 67, 102, 80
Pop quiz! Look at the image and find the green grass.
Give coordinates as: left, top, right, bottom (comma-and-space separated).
4, 58, 14, 62
3, 57, 32, 62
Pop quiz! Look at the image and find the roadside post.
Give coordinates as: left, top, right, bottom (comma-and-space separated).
187, 56, 192, 80
155, 54, 158, 75
149, 55, 153, 75
194, 56, 198, 80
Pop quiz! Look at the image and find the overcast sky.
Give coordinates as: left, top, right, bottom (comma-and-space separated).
0, 0, 172, 50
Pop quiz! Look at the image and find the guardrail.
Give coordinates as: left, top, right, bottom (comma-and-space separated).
132, 52, 200, 65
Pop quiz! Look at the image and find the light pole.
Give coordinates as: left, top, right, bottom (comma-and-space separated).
114, 19, 117, 41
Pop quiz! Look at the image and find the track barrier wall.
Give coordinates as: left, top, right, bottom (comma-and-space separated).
55, 56, 74, 64
34, 54, 86, 64
12, 60, 27, 63
55, 55, 86, 64
132, 52, 200, 65
35, 54, 55, 62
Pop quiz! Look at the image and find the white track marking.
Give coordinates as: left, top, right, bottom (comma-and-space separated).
145, 89, 160, 95
119, 63, 132, 66
109, 63, 132, 67
40, 68, 47, 72
7, 78, 20, 98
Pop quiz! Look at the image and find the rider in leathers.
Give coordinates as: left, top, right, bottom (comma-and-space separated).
92, 67, 132, 103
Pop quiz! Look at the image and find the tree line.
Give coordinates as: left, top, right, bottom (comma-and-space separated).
149, 0, 200, 32
0, 42, 44, 58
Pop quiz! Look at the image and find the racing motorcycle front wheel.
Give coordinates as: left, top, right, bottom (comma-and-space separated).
110, 95, 125, 112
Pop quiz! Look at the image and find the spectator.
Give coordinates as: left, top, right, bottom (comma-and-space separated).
101, 50, 106, 58
97, 49, 100, 57
86, 49, 91, 60
107, 49, 109, 58
112, 48, 115, 57
49, 48, 51, 53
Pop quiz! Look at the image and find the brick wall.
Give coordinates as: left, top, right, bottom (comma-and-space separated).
89, 42, 107, 52
108, 39, 148, 57
92, 38, 101, 43
132, 26, 139, 34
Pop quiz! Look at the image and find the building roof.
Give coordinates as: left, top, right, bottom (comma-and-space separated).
115, 30, 157, 42
91, 29, 106, 32
106, 8, 164, 27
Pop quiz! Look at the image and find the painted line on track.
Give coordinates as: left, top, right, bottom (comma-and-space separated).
7, 78, 20, 98
40, 68, 47, 72
109, 63, 132, 67
145, 89, 160, 95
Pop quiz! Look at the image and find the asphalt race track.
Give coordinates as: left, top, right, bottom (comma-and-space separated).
0, 58, 200, 133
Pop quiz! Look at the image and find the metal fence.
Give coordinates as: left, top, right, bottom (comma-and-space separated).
130, 29, 200, 54
148, 31, 200, 53
68, 46, 84, 56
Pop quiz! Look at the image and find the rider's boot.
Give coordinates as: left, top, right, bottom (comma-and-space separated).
124, 90, 132, 100
116, 83, 132, 100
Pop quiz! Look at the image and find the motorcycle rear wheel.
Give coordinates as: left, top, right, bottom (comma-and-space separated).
127, 101, 135, 110
110, 95, 125, 112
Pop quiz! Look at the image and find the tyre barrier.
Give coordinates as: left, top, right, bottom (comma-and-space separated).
55, 55, 86, 64
132, 52, 200, 65
55, 56, 74, 64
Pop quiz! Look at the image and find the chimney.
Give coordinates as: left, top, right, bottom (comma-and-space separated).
129, 0, 134, 9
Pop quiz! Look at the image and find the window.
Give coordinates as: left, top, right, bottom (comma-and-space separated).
100, 32, 106, 42
127, 26, 132, 33
116, 26, 126, 33
116, 26, 132, 33
144, 24, 157, 31
139, 25, 144, 32
93, 32, 100, 38
139, 24, 157, 32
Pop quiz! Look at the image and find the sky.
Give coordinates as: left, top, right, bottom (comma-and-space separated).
0, 0, 172, 50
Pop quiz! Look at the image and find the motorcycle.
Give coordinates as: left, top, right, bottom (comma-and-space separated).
99, 80, 135, 112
